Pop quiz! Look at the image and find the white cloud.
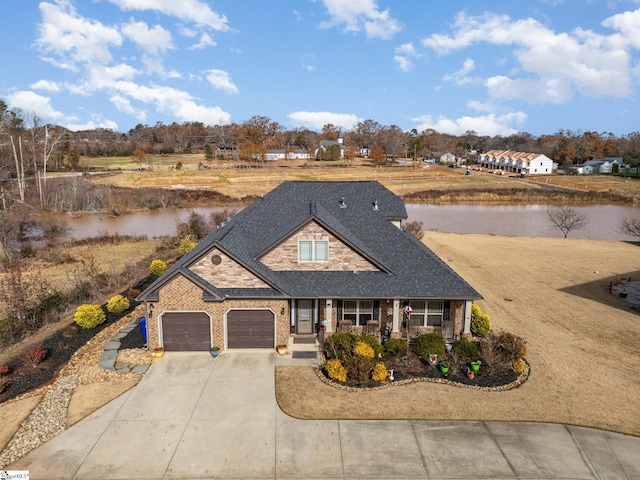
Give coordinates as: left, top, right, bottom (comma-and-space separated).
421, 10, 636, 102
64, 116, 119, 132
110, 94, 146, 121
37, 2, 123, 67
319, 0, 402, 39
109, 82, 231, 125
105, 0, 229, 31
121, 20, 174, 56
442, 58, 476, 86
412, 111, 527, 136
394, 43, 420, 72
485, 76, 573, 104
602, 8, 640, 49
6, 91, 65, 120
204, 70, 239, 94
189, 33, 217, 50
302, 64, 315, 72
31, 79, 61, 92
288, 111, 362, 130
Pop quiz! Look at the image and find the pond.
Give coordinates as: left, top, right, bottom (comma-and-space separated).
405, 204, 640, 241
57, 204, 640, 242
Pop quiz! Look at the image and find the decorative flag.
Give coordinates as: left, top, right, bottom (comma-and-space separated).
404, 305, 412, 316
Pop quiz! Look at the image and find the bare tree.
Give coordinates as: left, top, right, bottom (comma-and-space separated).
404, 220, 424, 240
620, 217, 640, 243
547, 206, 588, 238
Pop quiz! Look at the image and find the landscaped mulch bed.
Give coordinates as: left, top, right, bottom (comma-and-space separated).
319, 352, 525, 391
0, 304, 143, 404
0, 275, 155, 405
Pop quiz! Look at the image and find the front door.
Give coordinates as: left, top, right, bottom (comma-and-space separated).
296, 300, 314, 334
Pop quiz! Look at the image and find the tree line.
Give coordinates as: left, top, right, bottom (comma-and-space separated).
3, 99, 640, 174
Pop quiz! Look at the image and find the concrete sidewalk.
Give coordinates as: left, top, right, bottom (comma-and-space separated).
9, 351, 640, 479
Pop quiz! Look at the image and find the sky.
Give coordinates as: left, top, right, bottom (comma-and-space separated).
1, 0, 639, 137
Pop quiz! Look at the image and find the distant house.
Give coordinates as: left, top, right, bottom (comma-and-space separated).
422, 154, 436, 165
477, 150, 553, 175
580, 157, 625, 174
265, 149, 310, 161
315, 132, 345, 159
440, 152, 456, 164
358, 147, 371, 158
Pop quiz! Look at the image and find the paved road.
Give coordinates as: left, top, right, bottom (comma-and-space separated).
9, 351, 640, 479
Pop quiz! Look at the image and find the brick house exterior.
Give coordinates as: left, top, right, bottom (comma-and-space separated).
137, 181, 481, 352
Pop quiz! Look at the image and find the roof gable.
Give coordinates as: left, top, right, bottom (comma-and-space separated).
138, 181, 481, 301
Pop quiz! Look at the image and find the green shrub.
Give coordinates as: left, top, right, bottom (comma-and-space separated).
412, 332, 446, 359
149, 259, 168, 277
384, 338, 409, 356
451, 337, 479, 360
107, 294, 130, 315
353, 334, 384, 358
74, 304, 106, 329
471, 303, 491, 336
324, 332, 355, 360
325, 358, 347, 382
179, 237, 197, 255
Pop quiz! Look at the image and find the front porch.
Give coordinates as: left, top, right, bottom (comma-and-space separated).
288, 298, 472, 341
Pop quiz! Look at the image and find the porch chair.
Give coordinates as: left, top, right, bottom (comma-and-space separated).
366, 320, 380, 339
338, 320, 352, 332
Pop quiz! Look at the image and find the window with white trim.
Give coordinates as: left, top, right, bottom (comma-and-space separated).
342, 300, 373, 326
298, 239, 328, 262
409, 301, 444, 327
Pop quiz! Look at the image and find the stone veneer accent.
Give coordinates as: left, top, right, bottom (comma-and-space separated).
260, 221, 378, 271
145, 275, 289, 351
190, 247, 269, 288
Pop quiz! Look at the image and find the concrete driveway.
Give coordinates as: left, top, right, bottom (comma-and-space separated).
9, 351, 640, 479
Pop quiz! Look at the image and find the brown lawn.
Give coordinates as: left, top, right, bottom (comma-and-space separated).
276, 233, 640, 436
84, 158, 640, 202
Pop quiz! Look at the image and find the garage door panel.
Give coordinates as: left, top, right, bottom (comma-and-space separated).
162, 312, 211, 351
227, 310, 274, 348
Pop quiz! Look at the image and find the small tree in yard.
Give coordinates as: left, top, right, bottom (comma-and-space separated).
620, 217, 640, 243
547, 206, 588, 238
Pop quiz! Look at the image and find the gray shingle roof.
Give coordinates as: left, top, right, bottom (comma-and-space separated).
138, 181, 481, 301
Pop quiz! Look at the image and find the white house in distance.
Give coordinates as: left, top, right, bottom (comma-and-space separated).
440, 152, 456, 163
265, 149, 311, 161
314, 132, 345, 159
572, 157, 625, 174
477, 150, 554, 175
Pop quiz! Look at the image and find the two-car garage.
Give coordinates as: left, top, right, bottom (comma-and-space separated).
160, 310, 275, 351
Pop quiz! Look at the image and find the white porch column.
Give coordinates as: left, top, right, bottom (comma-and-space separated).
325, 299, 333, 333
462, 300, 472, 334
392, 299, 400, 332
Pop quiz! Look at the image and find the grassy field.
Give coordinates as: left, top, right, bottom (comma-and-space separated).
79, 154, 640, 202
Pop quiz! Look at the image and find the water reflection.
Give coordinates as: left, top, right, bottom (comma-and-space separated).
406, 204, 640, 240
58, 204, 639, 242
